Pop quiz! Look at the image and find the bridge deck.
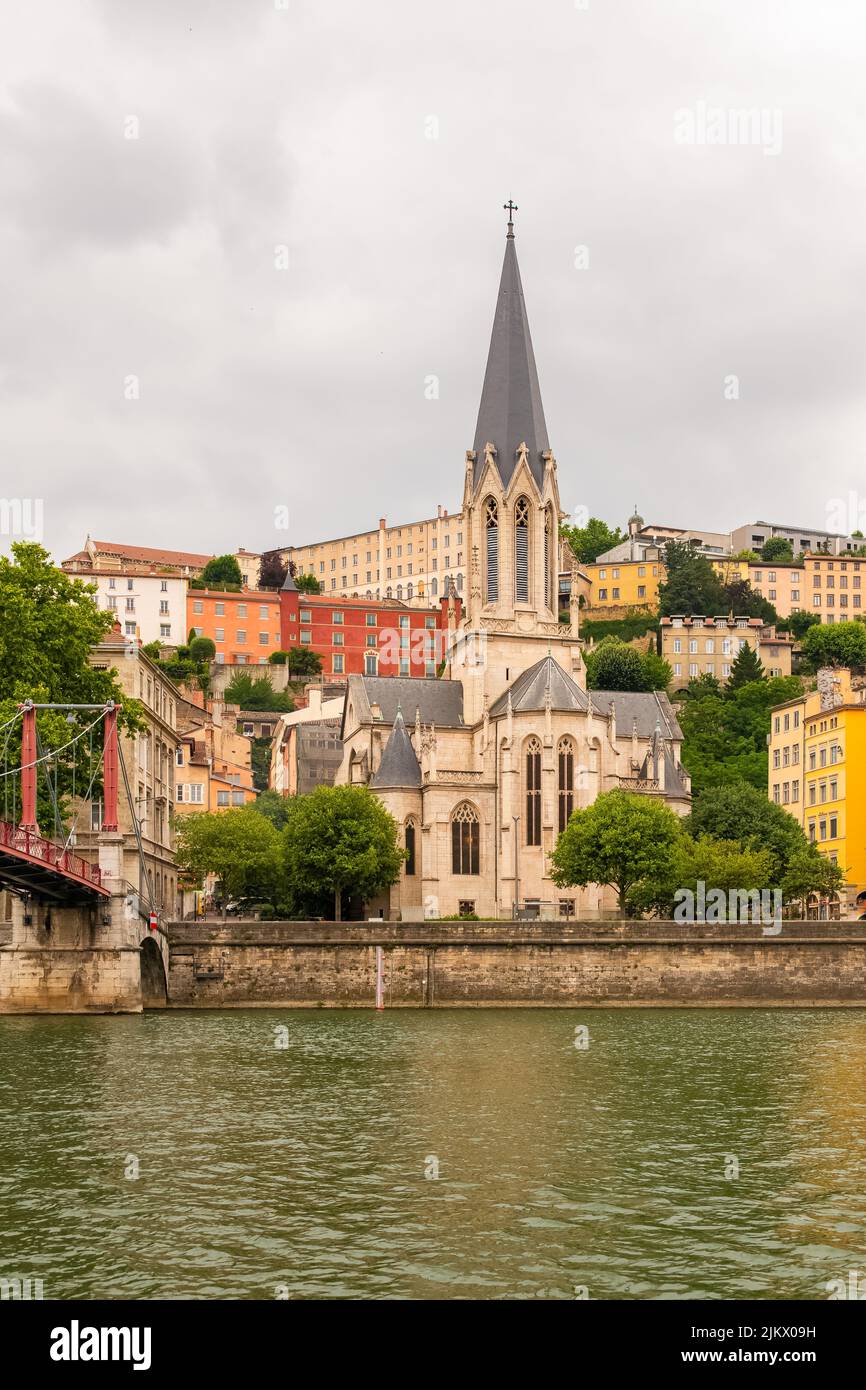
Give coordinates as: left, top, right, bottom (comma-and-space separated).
0, 821, 109, 903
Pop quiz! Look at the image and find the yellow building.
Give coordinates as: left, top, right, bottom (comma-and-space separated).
583, 556, 663, 616
768, 669, 866, 915
174, 695, 256, 813
803, 553, 866, 623
660, 615, 793, 689
710, 559, 807, 618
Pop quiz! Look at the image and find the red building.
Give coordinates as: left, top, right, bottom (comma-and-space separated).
280, 576, 461, 678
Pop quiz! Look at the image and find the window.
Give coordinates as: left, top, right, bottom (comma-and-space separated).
485, 497, 499, 602
300, 609, 312, 622
514, 497, 530, 603
525, 736, 542, 845
333, 611, 344, 624
188, 784, 203, 804
451, 803, 480, 875
215, 627, 224, 641
215, 602, 224, 616
237, 604, 247, 617
333, 631, 344, 646
160, 624, 171, 638
558, 736, 574, 833
333, 654, 344, 673
559, 900, 575, 918
237, 630, 247, 644
193, 600, 203, 615
366, 613, 377, 626
364, 651, 378, 675
405, 821, 417, 876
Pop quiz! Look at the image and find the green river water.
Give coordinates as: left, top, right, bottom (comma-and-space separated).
1, 1008, 865, 1300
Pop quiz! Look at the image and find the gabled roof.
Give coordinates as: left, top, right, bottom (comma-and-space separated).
370, 709, 422, 789
595, 689, 683, 740
345, 675, 464, 731
489, 656, 589, 717
472, 230, 549, 492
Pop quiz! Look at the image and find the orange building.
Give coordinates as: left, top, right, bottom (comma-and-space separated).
187, 589, 282, 665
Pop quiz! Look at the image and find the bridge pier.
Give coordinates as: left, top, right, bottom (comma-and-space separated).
0, 835, 144, 1014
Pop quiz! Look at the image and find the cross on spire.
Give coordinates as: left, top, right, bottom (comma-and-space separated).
503, 199, 518, 237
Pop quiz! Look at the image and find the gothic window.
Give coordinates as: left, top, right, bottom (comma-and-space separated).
405, 819, 417, 876
484, 497, 499, 602
558, 736, 575, 833
525, 736, 542, 845
515, 497, 530, 603
431, 578, 438, 596
451, 802, 480, 875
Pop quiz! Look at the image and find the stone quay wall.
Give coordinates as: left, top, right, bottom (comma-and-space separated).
163, 920, 866, 1009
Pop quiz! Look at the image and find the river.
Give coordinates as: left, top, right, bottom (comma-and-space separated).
1, 1008, 865, 1300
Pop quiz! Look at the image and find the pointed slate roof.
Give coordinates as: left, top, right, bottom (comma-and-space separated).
370, 708, 422, 789
488, 656, 589, 718
281, 569, 297, 592
472, 229, 550, 492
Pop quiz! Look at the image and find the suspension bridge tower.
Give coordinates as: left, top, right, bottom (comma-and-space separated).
0, 700, 166, 1013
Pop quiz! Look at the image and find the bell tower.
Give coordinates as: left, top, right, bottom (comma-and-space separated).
454, 206, 582, 722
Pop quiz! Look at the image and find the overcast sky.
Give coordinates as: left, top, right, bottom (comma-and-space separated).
3, 0, 866, 563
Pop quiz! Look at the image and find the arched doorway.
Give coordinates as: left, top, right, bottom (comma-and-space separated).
140, 935, 168, 1007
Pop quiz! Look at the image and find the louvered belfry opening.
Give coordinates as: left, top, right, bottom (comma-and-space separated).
515, 497, 530, 603
485, 497, 499, 602
558, 736, 575, 833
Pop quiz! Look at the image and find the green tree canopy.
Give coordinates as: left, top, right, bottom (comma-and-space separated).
223, 672, 295, 712
628, 834, 774, 918
286, 647, 323, 678
658, 542, 727, 617
188, 635, 216, 664
584, 636, 671, 692
761, 537, 794, 563
200, 554, 243, 587
283, 784, 404, 920
175, 807, 286, 914
295, 572, 322, 594
728, 642, 764, 688
723, 578, 778, 625
258, 552, 288, 589
800, 621, 866, 671
781, 609, 821, 641
560, 517, 624, 565
255, 789, 292, 829
550, 789, 684, 913
686, 780, 810, 882
781, 846, 847, 912
677, 676, 802, 796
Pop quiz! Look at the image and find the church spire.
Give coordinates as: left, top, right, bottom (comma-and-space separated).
472, 206, 549, 493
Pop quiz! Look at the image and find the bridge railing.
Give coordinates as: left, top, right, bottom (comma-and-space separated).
0, 820, 104, 888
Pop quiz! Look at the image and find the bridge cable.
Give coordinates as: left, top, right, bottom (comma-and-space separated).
63, 736, 104, 854
117, 736, 156, 915
0, 712, 105, 779
34, 727, 63, 839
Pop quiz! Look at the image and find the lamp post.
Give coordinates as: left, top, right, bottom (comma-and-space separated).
512, 814, 520, 919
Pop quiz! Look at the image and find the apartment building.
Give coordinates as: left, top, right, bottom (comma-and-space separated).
768, 669, 866, 914
275, 505, 466, 604
174, 694, 257, 811
803, 553, 866, 622
62, 540, 213, 646
82, 628, 181, 914
270, 690, 346, 796
731, 520, 863, 558
710, 559, 806, 618
188, 589, 282, 664
583, 555, 663, 615
280, 574, 462, 679
660, 615, 794, 689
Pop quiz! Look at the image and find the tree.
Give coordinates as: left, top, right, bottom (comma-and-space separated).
658, 542, 727, 617
286, 647, 323, 678
200, 555, 242, 587
628, 833, 773, 918
781, 847, 846, 915
559, 517, 624, 564
223, 672, 295, 712
283, 785, 404, 920
728, 642, 764, 688
295, 573, 321, 595
142, 640, 162, 660
175, 808, 286, 915
761, 537, 794, 563
678, 676, 802, 795
723, 578, 778, 626
584, 637, 671, 692
0, 543, 144, 825
800, 621, 866, 671
255, 789, 292, 829
269, 650, 288, 665
188, 636, 216, 664
550, 789, 684, 914
687, 780, 809, 882
258, 551, 288, 589
782, 609, 820, 641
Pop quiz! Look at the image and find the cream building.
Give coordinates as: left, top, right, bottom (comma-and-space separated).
276, 505, 466, 605
803, 553, 866, 622
660, 615, 794, 688
336, 217, 691, 921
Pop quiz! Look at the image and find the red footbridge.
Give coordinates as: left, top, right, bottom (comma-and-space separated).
0, 700, 119, 905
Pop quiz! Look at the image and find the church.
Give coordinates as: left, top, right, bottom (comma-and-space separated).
335, 212, 691, 920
